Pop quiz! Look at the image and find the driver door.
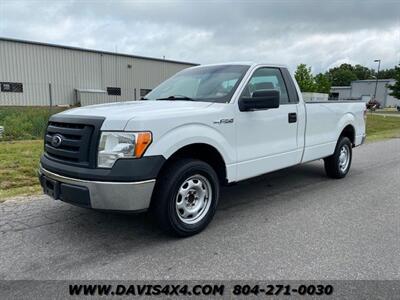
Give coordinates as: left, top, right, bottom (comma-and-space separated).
235, 67, 301, 181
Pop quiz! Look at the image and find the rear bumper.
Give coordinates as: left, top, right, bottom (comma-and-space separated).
361, 134, 366, 145
355, 133, 367, 146
39, 165, 155, 211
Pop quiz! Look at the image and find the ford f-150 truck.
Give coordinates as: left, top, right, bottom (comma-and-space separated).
39, 63, 366, 236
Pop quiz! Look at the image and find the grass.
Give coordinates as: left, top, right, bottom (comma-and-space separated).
0, 106, 67, 140
373, 110, 400, 115
366, 114, 400, 142
0, 108, 399, 201
0, 106, 67, 201
0, 140, 43, 201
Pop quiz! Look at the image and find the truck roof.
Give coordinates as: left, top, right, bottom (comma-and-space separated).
190, 62, 288, 69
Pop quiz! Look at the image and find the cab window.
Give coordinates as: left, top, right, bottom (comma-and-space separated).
241, 68, 290, 104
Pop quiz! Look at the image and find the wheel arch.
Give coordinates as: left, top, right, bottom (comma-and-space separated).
339, 124, 356, 146
158, 143, 228, 185
336, 113, 357, 147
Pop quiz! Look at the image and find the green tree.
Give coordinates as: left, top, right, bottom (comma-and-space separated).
325, 63, 398, 86
294, 64, 315, 92
378, 68, 397, 79
327, 67, 357, 86
388, 64, 400, 100
314, 73, 331, 93
328, 63, 354, 74
353, 64, 374, 80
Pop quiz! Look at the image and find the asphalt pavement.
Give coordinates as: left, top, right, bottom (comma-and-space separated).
1, 139, 399, 280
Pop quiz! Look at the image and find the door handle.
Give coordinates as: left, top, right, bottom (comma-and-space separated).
288, 112, 297, 123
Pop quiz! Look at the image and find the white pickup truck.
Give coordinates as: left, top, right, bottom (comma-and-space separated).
39, 63, 366, 236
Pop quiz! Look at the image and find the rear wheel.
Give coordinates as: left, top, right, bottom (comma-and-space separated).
151, 158, 219, 237
324, 136, 352, 179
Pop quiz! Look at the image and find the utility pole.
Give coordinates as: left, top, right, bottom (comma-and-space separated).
373, 59, 381, 100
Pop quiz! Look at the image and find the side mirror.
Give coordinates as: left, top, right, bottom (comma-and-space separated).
239, 90, 280, 111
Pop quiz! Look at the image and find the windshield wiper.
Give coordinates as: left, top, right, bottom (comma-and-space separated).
156, 95, 195, 101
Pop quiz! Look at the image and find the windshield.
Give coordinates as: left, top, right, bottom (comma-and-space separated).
144, 65, 250, 103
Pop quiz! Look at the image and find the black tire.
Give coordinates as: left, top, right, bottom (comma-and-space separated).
150, 158, 220, 237
324, 136, 352, 179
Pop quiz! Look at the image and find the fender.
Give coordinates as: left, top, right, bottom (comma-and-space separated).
336, 112, 356, 141
144, 123, 236, 182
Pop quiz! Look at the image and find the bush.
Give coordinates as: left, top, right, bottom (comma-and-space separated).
0, 107, 67, 141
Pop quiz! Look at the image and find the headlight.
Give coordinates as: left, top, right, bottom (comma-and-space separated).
97, 131, 152, 168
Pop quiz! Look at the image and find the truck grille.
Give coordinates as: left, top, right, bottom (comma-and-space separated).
44, 116, 104, 168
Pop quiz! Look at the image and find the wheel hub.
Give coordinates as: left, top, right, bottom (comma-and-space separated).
338, 145, 350, 172
185, 190, 198, 206
175, 175, 212, 224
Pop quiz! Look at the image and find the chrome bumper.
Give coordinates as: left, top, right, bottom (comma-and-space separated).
39, 165, 155, 211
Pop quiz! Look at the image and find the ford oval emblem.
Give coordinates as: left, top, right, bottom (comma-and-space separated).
51, 134, 63, 147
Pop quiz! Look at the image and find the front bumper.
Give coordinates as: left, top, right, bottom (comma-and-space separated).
39, 165, 155, 211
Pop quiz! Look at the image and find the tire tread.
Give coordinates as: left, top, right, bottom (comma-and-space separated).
324, 136, 352, 179
150, 158, 219, 237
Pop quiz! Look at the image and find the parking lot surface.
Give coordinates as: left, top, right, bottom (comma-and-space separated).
1, 139, 399, 280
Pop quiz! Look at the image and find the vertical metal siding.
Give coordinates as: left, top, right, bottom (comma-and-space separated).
0, 40, 193, 106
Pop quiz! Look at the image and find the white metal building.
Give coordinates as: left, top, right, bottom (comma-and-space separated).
0, 38, 197, 106
330, 79, 398, 107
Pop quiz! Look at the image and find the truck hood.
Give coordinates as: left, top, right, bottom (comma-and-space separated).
58, 100, 214, 130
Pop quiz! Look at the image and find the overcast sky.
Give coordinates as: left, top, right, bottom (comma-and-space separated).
1, 0, 399, 73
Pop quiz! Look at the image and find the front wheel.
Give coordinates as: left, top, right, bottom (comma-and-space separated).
151, 159, 219, 237
324, 136, 352, 179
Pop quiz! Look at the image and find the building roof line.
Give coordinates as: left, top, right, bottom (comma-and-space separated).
0, 37, 199, 66
352, 79, 395, 82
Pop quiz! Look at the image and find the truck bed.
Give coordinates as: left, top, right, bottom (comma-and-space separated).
302, 101, 366, 163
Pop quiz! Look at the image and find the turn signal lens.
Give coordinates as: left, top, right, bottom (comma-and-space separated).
135, 132, 152, 157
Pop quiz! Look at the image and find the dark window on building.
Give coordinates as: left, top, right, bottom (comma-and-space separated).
330, 92, 339, 100
1, 82, 23, 93
140, 89, 152, 97
107, 87, 121, 96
